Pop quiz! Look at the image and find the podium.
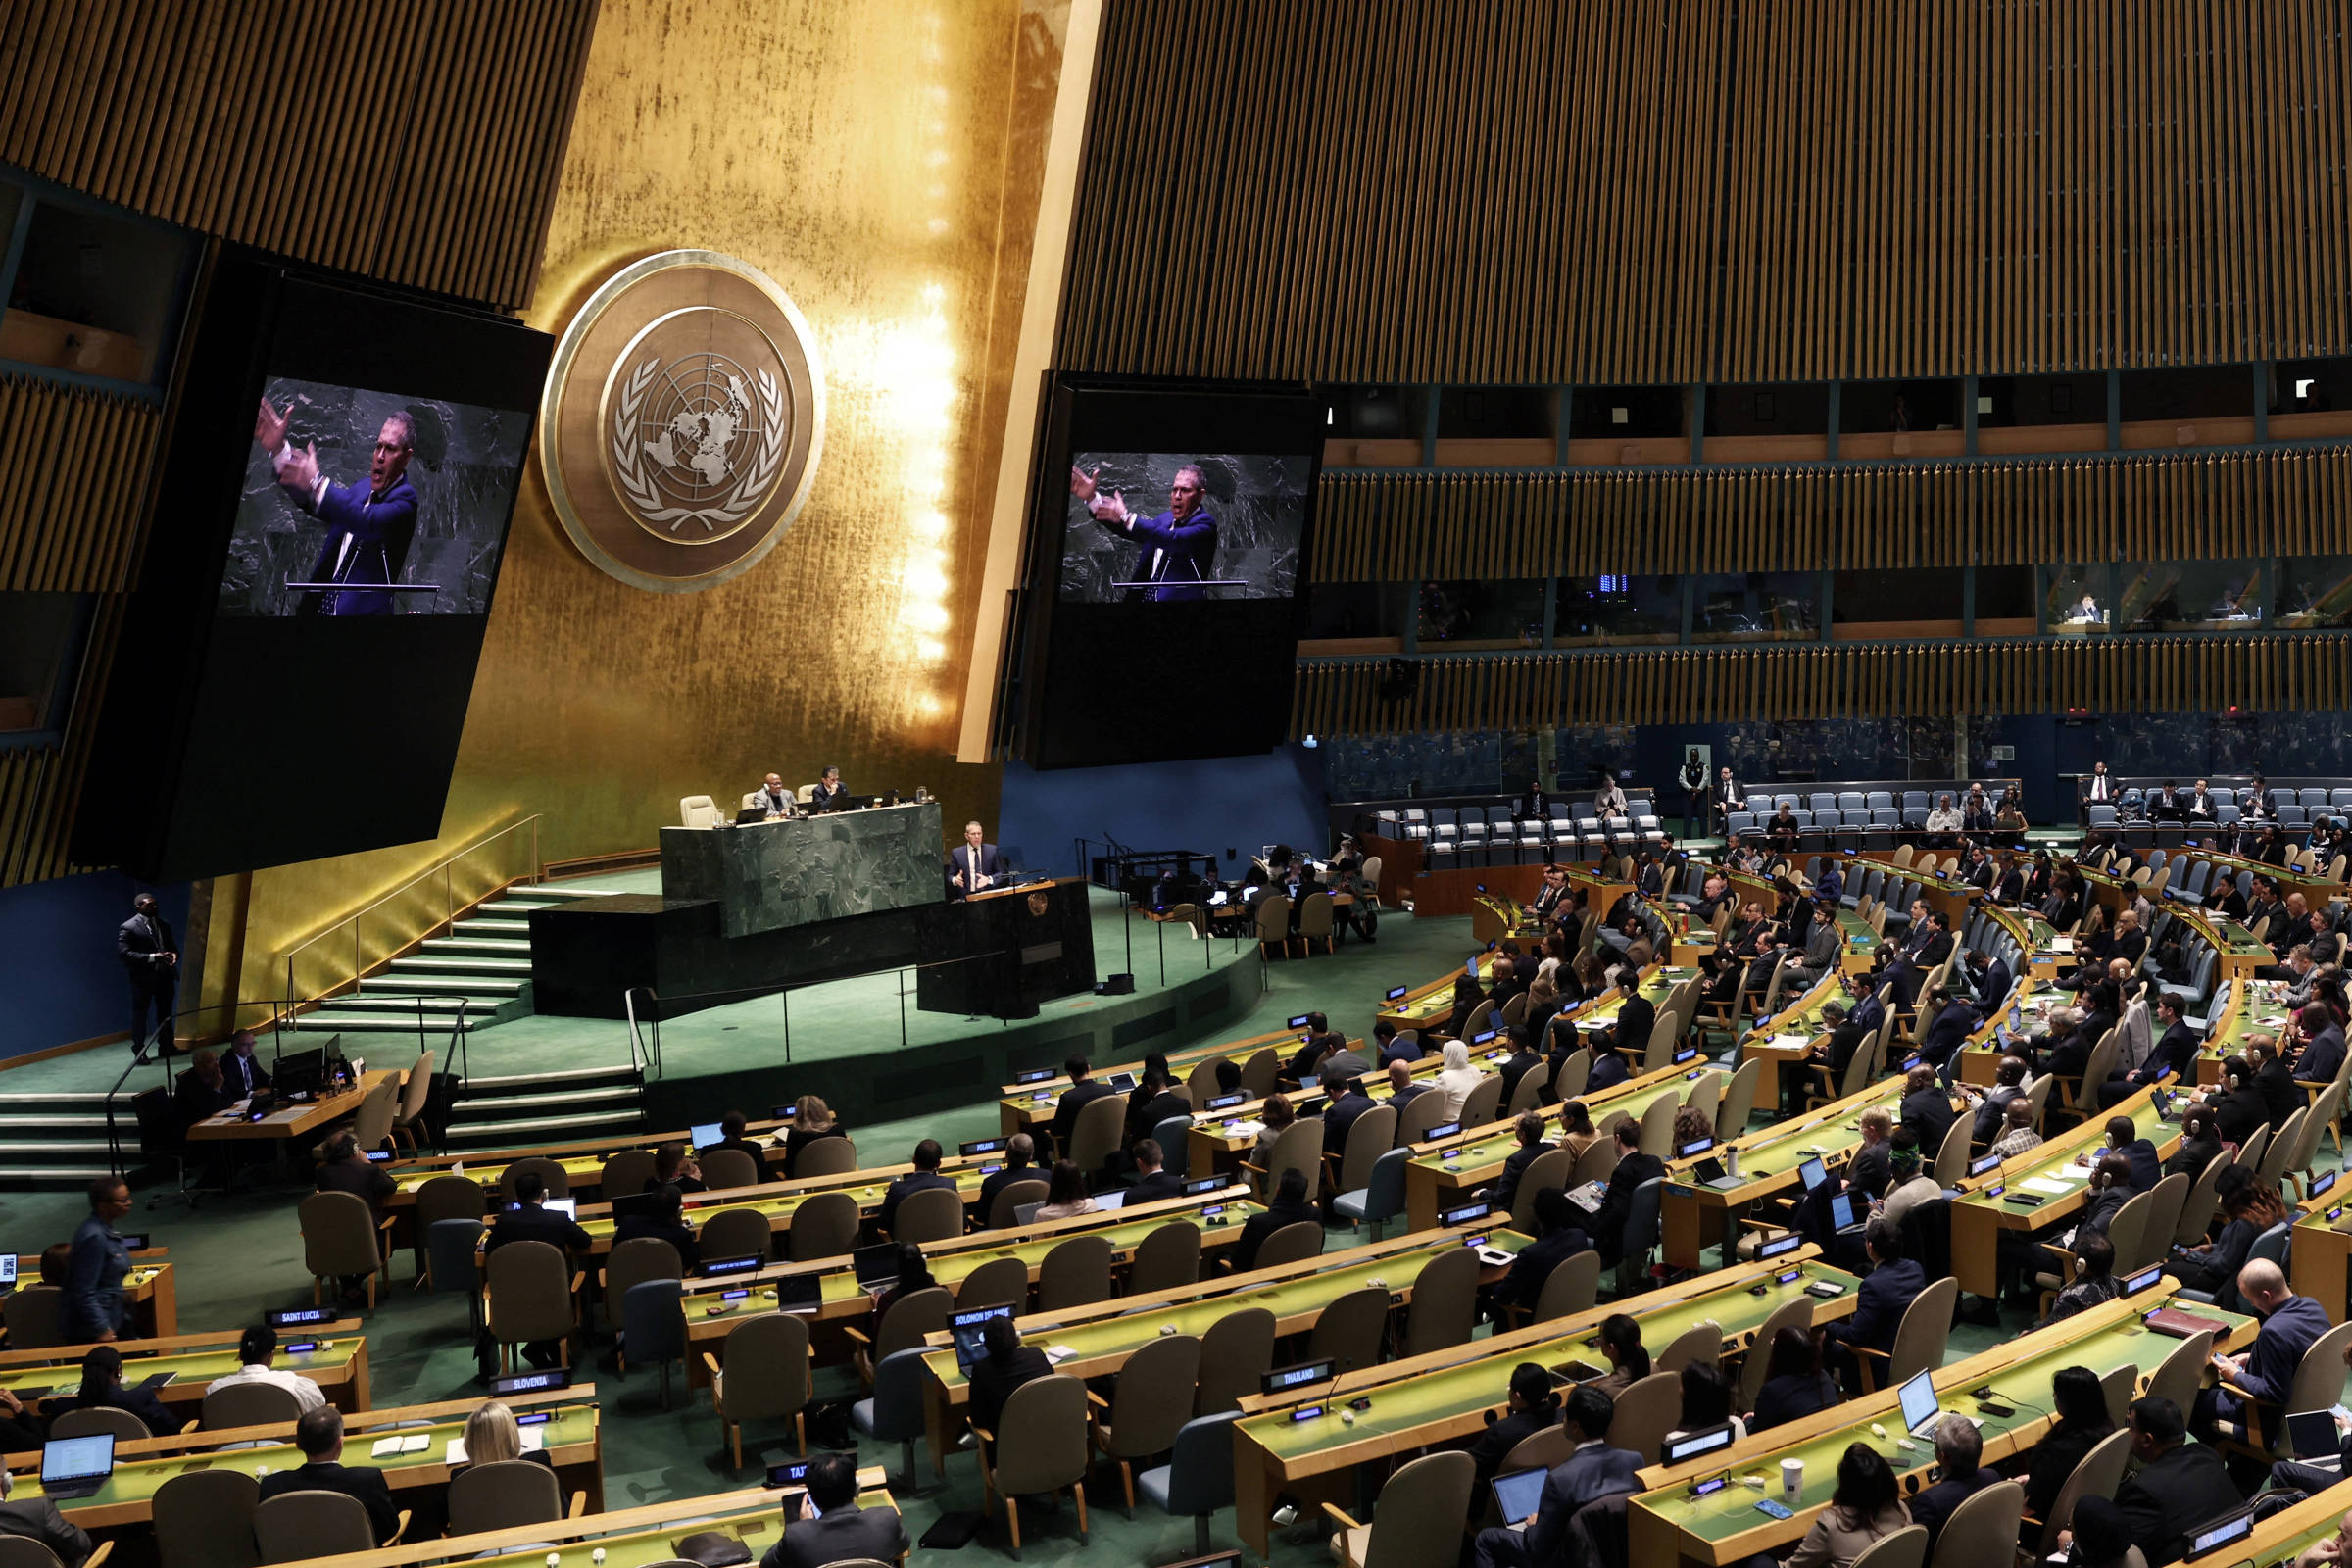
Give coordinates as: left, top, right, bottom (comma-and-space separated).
914, 877, 1097, 1019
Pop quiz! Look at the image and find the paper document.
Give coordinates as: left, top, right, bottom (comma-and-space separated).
2022, 1175, 2077, 1196
1044, 1345, 1077, 1363
444, 1437, 468, 1464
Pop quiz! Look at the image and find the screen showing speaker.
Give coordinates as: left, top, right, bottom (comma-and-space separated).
1020, 379, 1320, 769
74, 248, 552, 881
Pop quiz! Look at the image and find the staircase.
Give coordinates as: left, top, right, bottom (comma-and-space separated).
442, 1061, 648, 1149
0, 1092, 123, 1186
292, 884, 622, 1042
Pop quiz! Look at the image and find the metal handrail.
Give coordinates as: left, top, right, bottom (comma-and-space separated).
279, 814, 543, 1008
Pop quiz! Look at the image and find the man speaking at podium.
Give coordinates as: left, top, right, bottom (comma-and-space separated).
949, 820, 1004, 900
254, 397, 418, 616
1070, 463, 1217, 602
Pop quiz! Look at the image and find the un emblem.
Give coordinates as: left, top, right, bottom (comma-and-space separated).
540, 251, 824, 591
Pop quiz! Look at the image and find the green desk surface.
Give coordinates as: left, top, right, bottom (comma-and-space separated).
1565, 969, 1685, 1031
1197, 1058, 1453, 1145
1678, 1087, 1905, 1191
1834, 910, 1879, 954
1740, 973, 1841, 1047
1412, 1073, 1700, 1179
1954, 1095, 2168, 1212
457, 1489, 893, 1568
3, 1341, 360, 1401
2212, 979, 2295, 1050
1636, 1301, 2251, 1545
683, 1200, 1268, 1319
1239, 1257, 1860, 1467
925, 1230, 1531, 1397
558, 1167, 997, 1243
26, 1406, 599, 1511
1385, 956, 1531, 1026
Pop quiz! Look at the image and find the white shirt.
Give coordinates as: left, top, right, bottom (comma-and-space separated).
205, 1362, 325, 1412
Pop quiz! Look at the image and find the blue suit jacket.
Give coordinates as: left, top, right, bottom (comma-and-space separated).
1117, 506, 1217, 601
2236, 1294, 2330, 1404
303, 474, 417, 615
949, 843, 1004, 897
1829, 1257, 1925, 1353
1524, 1444, 1644, 1564
1976, 958, 2014, 1008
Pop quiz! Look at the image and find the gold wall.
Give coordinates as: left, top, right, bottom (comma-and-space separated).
218, 0, 1075, 1009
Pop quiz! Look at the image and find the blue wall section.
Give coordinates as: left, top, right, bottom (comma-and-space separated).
0, 872, 190, 1060
998, 747, 1329, 883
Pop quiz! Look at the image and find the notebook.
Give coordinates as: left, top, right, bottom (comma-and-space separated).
2145, 1305, 2233, 1339
371, 1433, 434, 1457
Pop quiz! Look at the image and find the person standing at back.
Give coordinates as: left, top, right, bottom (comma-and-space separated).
117, 892, 177, 1058
61, 1178, 133, 1345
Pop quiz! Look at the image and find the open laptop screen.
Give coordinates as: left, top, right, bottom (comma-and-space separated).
41, 1433, 113, 1485
1897, 1369, 1939, 1436
1491, 1467, 1546, 1524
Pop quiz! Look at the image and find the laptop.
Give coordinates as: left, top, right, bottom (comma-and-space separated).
690, 1122, 723, 1149
735, 807, 771, 824
1830, 1192, 1863, 1234
951, 1304, 1014, 1372
608, 1192, 662, 1222
1491, 1467, 1547, 1531
852, 1243, 903, 1289
2285, 1410, 2345, 1468
1896, 1369, 1953, 1438
1797, 1156, 1830, 1195
40, 1433, 114, 1500
774, 1273, 822, 1314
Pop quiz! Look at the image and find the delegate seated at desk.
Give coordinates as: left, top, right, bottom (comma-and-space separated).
752, 773, 797, 819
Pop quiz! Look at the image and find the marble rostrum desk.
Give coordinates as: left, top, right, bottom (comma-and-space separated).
660, 801, 945, 936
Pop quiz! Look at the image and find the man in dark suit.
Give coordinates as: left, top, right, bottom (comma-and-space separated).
1234, 1167, 1320, 1272
1600, 974, 1653, 1067
1916, 988, 1980, 1087
220, 1030, 271, 1100
966, 1317, 1053, 1459
1887, 910, 1954, 1008
2114, 1396, 2248, 1565
1488, 1113, 1552, 1214
700, 1111, 772, 1182
0, 1467, 92, 1566
258, 1406, 399, 1544
173, 1048, 237, 1128
1845, 1108, 1896, 1199
316, 1129, 396, 1229
1495, 1028, 1544, 1106
1822, 1218, 1927, 1394
1125, 1139, 1181, 1204
1321, 1077, 1375, 1160
481, 1170, 593, 1372
1127, 1069, 1193, 1144
2293, 1003, 2347, 1086
1590, 1122, 1663, 1266
1071, 461, 1219, 601
977, 1134, 1036, 1223
1788, 1001, 1867, 1116
1494, 1189, 1592, 1316
2100, 992, 2201, 1108
1848, 974, 1888, 1036
255, 397, 419, 617
948, 819, 1006, 899
1907, 1416, 2003, 1555
807, 766, 850, 812
2197, 1259, 2330, 1447
1714, 766, 1746, 837
1383, 1059, 1429, 1117
877, 1140, 957, 1236
762, 1450, 908, 1568
1470, 1386, 1644, 1568
613, 1183, 700, 1272
2036, 1006, 2097, 1079
1964, 949, 2013, 1012
2101, 1115, 2162, 1195
117, 892, 177, 1058
1374, 1020, 1419, 1066
1898, 1066, 1956, 1159
2078, 761, 2116, 826
1048, 1056, 1117, 1158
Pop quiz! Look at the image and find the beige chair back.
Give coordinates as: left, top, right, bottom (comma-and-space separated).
1187, 1056, 1232, 1106
1738, 1296, 1815, 1411
988, 1374, 1090, 1494
448, 1458, 563, 1535
1608, 1369, 1683, 1463
1655, 1317, 1722, 1373
890, 1186, 965, 1246
1402, 1245, 1478, 1357
1297, 892, 1336, 944
2142, 1327, 2213, 1416
2257, 1107, 2308, 1189
485, 1237, 573, 1348
1682, 1068, 1723, 1127
1459, 1074, 1504, 1128
395, 1050, 434, 1125
202, 1380, 303, 1431
1098, 1332, 1201, 1459
2275, 1320, 2352, 1451
1932, 1114, 1974, 1189
985, 1178, 1049, 1230
1886, 1276, 1959, 1387
603, 1235, 683, 1323
1067, 1092, 1128, 1175
154, 1467, 263, 1568
1240, 1048, 1281, 1099
953, 1254, 1030, 1311
1339, 1104, 1399, 1192
794, 1137, 858, 1178
1569, 1136, 1621, 1188
2035, 1428, 2133, 1555
1506, 1060, 1552, 1117
2098, 1363, 2138, 1429
500, 1156, 570, 1201
1925, 1480, 2023, 1568
0, 1285, 63, 1350
1506, 1148, 1575, 1234
2130, 1173, 2189, 1274
255, 1491, 378, 1563
351, 1075, 399, 1152
719, 1309, 812, 1422
2173, 1151, 2232, 1245
1461, 998, 1496, 1039
1128, 1220, 1201, 1296
598, 1150, 657, 1199
1257, 1117, 1326, 1198
700, 1148, 761, 1192
50, 1405, 153, 1441
1532, 1250, 1601, 1322
698, 1207, 773, 1264
1637, 1093, 1679, 1157
1252, 895, 1291, 947
1355, 1450, 1476, 1568
2024, 1073, 2056, 1132
1037, 1233, 1114, 1311
1395, 1090, 1450, 1147
1309, 1285, 1391, 1374
870, 1285, 953, 1362
1500, 992, 1529, 1027
1642, 1003, 1687, 1073
1252, 1219, 1325, 1271
1552, 1049, 1592, 1102
1195, 1305, 1276, 1415
1500, 1424, 1573, 1475
300, 1189, 384, 1282
1848, 1524, 1929, 1568
787, 1190, 859, 1260
678, 796, 721, 829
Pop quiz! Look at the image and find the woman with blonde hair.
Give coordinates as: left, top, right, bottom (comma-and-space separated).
462, 1399, 550, 1469
782, 1094, 848, 1178
1435, 1039, 1486, 1120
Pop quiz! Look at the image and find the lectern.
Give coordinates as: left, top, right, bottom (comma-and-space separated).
913, 877, 1097, 1019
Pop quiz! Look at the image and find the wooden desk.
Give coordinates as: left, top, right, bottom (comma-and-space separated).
4, 1255, 174, 1342
1231, 1249, 1859, 1562
1402, 1060, 1710, 1230
1946, 1086, 2177, 1298
0, 1321, 371, 1414
1186, 1054, 1439, 1181
1734, 970, 1845, 1113
1628, 1285, 2255, 1568
186, 1070, 393, 1150
1375, 953, 1517, 1034
2, 1390, 598, 1530
382, 1114, 816, 1207
1662, 1076, 1913, 1271
993, 1025, 1324, 1137
2290, 1176, 2352, 1323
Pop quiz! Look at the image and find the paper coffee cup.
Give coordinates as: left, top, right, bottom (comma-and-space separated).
1781, 1457, 1804, 1500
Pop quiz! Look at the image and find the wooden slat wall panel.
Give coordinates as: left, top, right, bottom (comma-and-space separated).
1062, 0, 2352, 380
1309, 445, 2352, 582
0, 0, 599, 311
1295, 636, 2352, 735
0, 376, 162, 592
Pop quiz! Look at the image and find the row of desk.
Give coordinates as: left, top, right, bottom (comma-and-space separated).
0, 1320, 371, 1416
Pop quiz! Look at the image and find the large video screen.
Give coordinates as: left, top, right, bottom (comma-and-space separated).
1019, 380, 1321, 770
1058, 452, 1308, 603
74, 253, 552, 882
220, 377, 530, 616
